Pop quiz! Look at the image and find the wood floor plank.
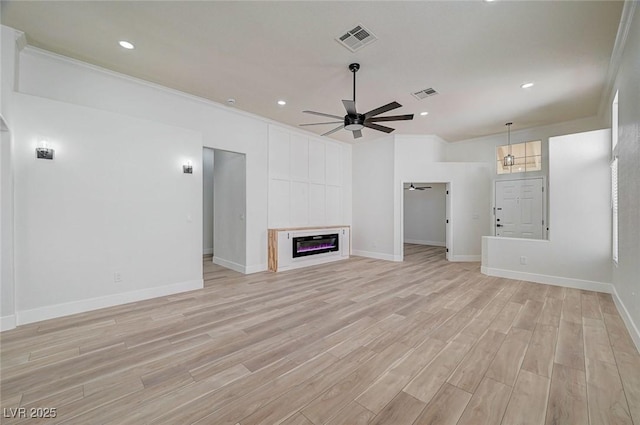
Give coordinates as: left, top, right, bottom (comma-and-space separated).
512, 299, 544, 331
403, 333, 476, 404
355, 337, 446, 414
485, 327, 532, 386
367, 391, 426, 425
457, 377, 512, 425
447, 330, 506, 393
613, 350, 640, 425
412, 383, 471, 425
323, 401, 375, 425
521, 324, 558, 378
501, 369, 550, 425
488, 302, 522, 334
561, 288, 583, 324
545, 363, 589, 425
585, 356, 633, 425
582, 318, 616, 364
554, 320, 585, 371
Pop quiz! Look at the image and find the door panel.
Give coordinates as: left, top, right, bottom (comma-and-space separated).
495, 178, 543, 239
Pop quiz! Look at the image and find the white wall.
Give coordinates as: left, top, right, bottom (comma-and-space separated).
404, 183, 446, 246
352, 136, 396, 260
267, 125, 351, 229
482, 129, 612, 292
213, 150, 247, 272
610, 2, 640, 348
16, 45, 270, 273
202, 148, 214, 255
12, 93, 203, 324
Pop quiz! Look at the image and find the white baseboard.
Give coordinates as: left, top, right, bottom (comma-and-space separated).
15, 279, 203, 326
352, 250, 402, 262
405, 239, 446, 247
203, 248, 213, 255
1, 315, 16, 332
450, 255, 481, 262
611, 286, 640, 353
245, 263, 267, 274
481, 266, 613, 294
213, 256, 247, 274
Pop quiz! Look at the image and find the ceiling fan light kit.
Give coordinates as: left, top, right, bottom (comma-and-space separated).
300, 63, 414, 139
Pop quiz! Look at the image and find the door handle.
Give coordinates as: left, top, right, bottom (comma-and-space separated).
496, 224, 503, 227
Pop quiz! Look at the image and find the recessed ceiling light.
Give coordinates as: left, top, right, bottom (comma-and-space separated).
119, 40, 135, 50
521, 82, 534, 89
420, 112, 429, 116
277, 100, 287, 106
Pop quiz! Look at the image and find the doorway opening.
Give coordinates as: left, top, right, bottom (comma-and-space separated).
401, 182, 451, 261
202, 147, 247, 280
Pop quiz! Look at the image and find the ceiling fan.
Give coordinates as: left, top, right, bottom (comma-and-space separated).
405, 183, 432, 191
299, 63, 414, 139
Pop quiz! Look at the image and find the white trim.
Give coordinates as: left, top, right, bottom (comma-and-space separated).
352, 250, 402, 262
611, 286, 640, 353
0, 315, 16, 332
245, 263, 267, 274
15, 279, 203, 326
212, 256, 246, 274
21, 46, 346, 145
203, 248, 214, 255
404, 239, 446, 247
481, 266, 612, 294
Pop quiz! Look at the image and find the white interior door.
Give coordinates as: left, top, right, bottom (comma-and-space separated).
495, 178, 543, 239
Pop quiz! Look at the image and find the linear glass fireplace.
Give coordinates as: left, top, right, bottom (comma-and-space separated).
292, 233, 340, 258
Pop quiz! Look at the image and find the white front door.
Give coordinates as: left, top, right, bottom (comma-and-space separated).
495, 178, 544, 239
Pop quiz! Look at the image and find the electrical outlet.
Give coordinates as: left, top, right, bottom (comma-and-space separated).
520, 256, 527, 265
114, 272, 122, 283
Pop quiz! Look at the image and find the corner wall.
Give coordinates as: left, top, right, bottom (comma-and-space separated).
610, 1, 640, 349
0, 26, 19, 330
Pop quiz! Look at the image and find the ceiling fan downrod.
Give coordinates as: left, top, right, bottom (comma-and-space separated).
349, 63, 360, 103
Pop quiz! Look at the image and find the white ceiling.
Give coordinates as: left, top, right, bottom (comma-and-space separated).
0, 1, 624, 143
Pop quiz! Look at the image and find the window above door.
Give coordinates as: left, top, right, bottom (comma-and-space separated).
496, 140, 542, 174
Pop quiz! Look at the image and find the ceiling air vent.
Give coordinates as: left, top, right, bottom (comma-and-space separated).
336, 24, 378, 52
411, 88, 439, 100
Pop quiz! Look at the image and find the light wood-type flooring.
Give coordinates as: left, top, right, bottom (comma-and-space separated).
1, 244, 638, 425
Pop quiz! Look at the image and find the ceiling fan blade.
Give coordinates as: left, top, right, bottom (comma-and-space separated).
363, 101, 402, 118
303, 110, 344, 120
299, 121, 343, 126
321, 125, 344, 137
367, 114, 414, 123
352, 129, 362, 139
363, 122, 395, 134
416, 187, 432, 190
342, 100, 357, 115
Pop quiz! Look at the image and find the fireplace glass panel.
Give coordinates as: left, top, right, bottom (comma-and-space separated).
292, 233, 340, 258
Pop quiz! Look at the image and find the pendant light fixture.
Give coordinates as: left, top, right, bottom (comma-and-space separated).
503, 122, 515, 167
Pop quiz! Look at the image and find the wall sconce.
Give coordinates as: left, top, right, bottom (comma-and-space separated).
36, 140, 54, 160
183, 160, 193, 174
